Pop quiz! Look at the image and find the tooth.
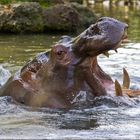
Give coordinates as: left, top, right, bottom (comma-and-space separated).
103, 51, 109, 57
123, 68, 130, 89
115, 80, 123, 96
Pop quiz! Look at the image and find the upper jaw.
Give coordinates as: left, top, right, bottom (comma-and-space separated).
71, 17, 128, 63
102, 29, 128, 58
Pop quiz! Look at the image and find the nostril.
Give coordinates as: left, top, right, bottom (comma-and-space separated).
97, 17, 104, 22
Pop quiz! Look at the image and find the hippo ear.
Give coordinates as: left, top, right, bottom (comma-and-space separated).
115, 80, 123, 96
123, 68, 130, 89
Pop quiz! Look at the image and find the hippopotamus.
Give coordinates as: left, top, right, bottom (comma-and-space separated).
0, 17, 133, 108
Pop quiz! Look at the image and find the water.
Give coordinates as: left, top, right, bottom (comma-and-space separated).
1, 2, 140, 139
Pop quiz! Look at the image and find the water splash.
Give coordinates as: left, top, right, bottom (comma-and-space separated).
0, 65, 11, 87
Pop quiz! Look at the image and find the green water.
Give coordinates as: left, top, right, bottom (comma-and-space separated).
0, 3, 140, 71
0, 34, 61, 73
0, 2, 140, 74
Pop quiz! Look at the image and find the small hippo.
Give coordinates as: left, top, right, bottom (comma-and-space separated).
0, 17, 129, 108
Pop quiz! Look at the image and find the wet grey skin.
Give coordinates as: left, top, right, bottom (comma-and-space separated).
0, 17, 128, 108
72, 17, 128, 62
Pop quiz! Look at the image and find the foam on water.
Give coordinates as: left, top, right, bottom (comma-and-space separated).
0, 65, 11, 87
1, 92, 140, 139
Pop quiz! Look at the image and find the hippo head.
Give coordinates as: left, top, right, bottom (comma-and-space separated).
72, 17, 128, 59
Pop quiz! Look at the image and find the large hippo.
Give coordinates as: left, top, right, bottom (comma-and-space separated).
0, 17, 132, 108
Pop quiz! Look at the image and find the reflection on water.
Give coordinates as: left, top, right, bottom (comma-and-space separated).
1, 2, 140, 139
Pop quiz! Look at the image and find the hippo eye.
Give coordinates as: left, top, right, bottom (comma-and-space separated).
57, 51, 65, 56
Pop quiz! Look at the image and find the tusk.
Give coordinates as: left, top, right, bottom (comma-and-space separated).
123, 68, 130, 89
115, 80, 123, 96
103, 51, 109, 57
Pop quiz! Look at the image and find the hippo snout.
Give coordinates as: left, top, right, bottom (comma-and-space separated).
72, 17, 128, 59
